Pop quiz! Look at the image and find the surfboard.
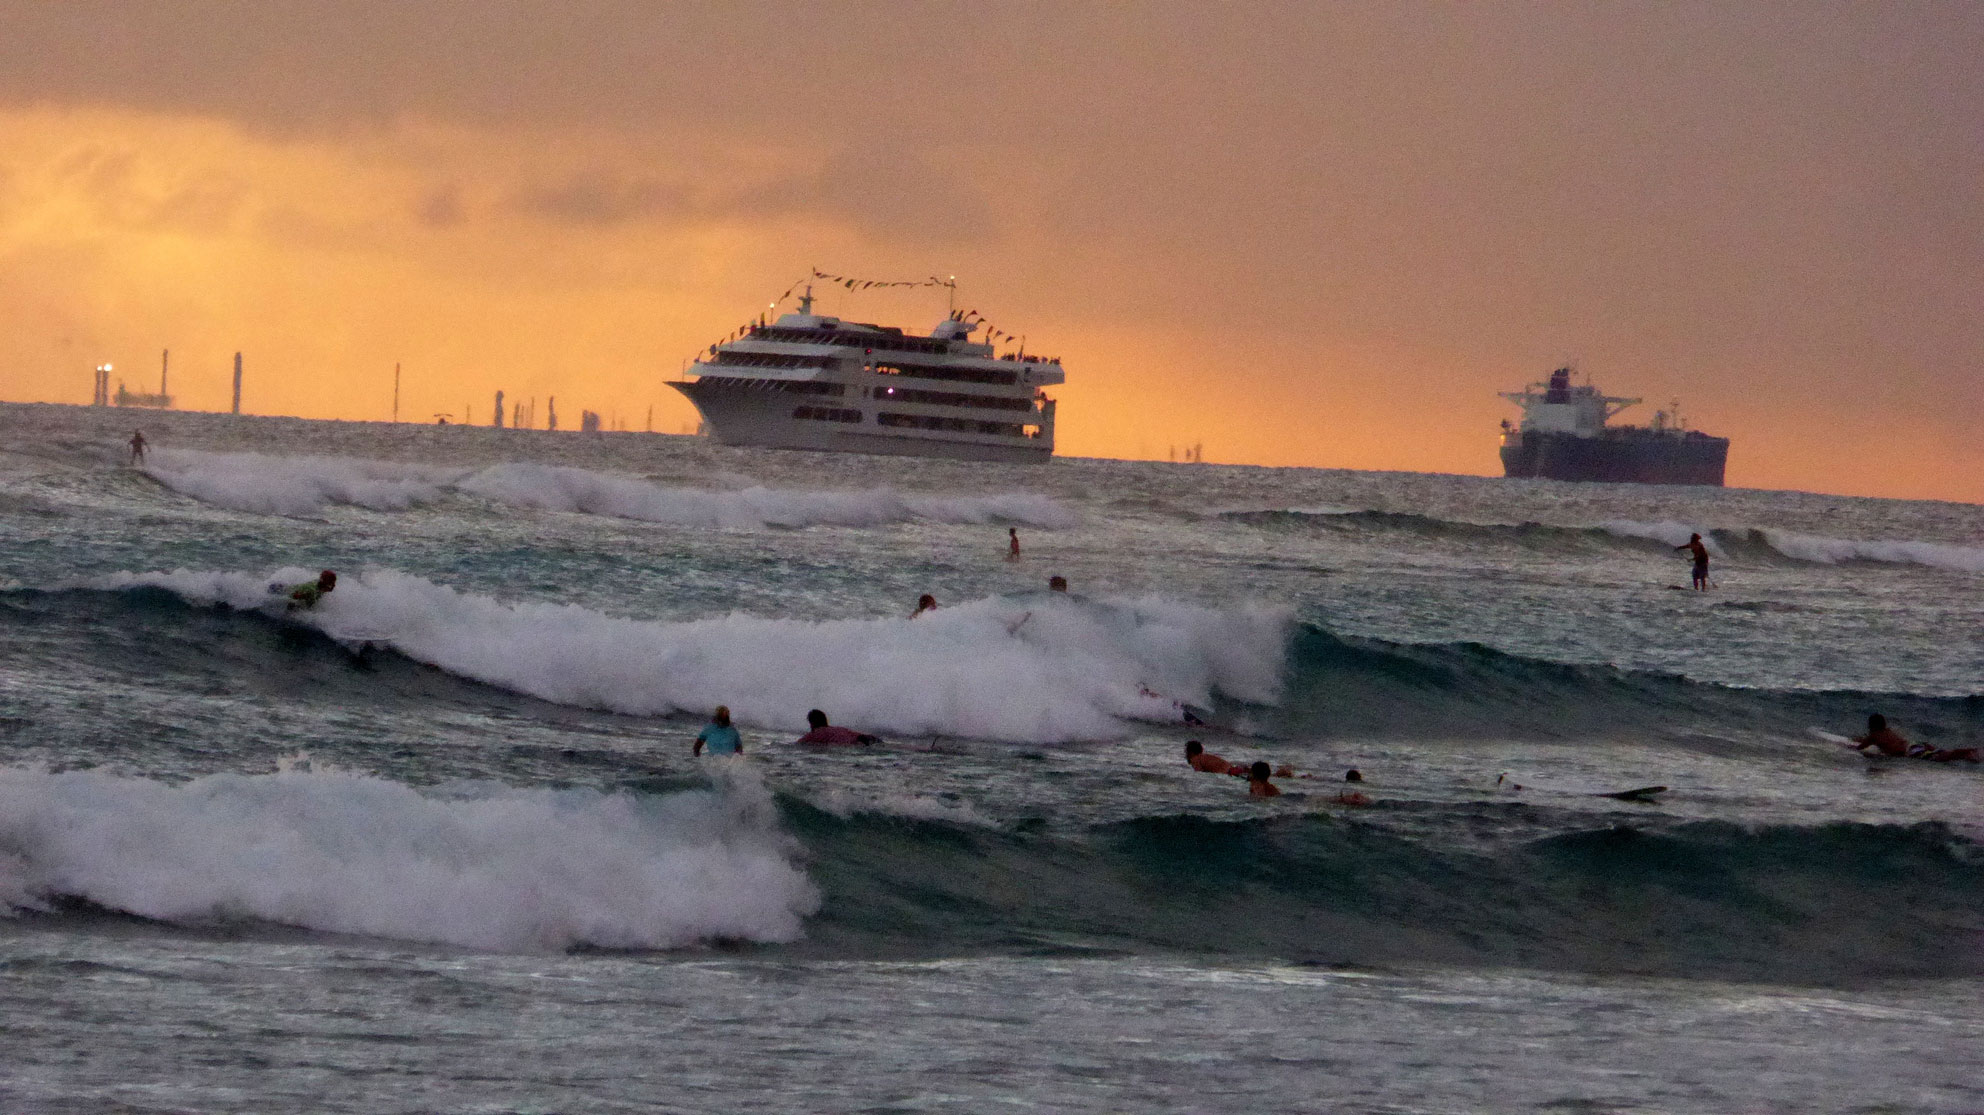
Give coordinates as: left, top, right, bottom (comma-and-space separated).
324, 628, 396, 646
1597, 785, 1667, 802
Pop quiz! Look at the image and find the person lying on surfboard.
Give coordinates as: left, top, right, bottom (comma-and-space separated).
1185, 740, 1246, 776
286, 570, 337, 610
793, 709, 880, 747
1851, 714, 1979, 762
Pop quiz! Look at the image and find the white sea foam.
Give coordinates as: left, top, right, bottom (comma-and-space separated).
1757, 530, 1984, 573
140, 448, 1076, 528
806, 788, 997, 827
456, 462, 1078, 528
142, 449, 460, 516
1599, 519, 1984, 572
0, 763, 817, 952
1597, 519, 1715, 551
93, 568, 1291, 743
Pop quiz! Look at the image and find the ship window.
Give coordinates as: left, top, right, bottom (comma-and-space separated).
877, 411, 1026, 437
794, 405, 861, 423
869, 361, 1018, 387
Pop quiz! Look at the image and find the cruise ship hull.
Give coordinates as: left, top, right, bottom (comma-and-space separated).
671, 380, 1053, 464
1501, 431, 1729, 486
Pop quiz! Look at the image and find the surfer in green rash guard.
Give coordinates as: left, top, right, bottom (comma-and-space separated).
286, 570, 337, 610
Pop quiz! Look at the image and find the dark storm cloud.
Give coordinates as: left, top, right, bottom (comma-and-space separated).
728, 144, 997, 243
508, 146, 991, 243
509, 174, 690, 227
415, 185, 465, 228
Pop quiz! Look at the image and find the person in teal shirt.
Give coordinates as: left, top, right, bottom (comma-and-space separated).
693, 706, 743, 756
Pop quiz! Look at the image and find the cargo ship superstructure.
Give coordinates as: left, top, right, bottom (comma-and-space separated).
1499, 367, 1729, 486
669, 286, 1062, 463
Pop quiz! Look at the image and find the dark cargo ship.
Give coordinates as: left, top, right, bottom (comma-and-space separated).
1499, 367, 1729, 486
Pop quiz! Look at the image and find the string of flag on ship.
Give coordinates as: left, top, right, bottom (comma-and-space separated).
701, 271, 1027, 352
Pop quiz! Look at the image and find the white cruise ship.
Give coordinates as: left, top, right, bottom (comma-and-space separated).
669, 286, 1064, 463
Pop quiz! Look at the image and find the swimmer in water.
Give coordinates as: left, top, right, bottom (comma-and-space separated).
1246, 760, 1282, 798
1048, 575, 1067, 592
911, 594, 937, 618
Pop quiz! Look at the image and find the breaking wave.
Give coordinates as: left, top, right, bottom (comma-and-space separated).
10, 759, 1979, 980
0, 764, 816, 952
140, 448, 1077, 529
83, 568, 1290, 743
1218, 507, 1984, 573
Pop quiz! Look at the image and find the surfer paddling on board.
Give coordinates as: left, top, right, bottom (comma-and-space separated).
285, 570, 337, 610
1850, 714, 1979, 763
1185, 740, 1246, 776
1186, 741, 1299, 781
793, 709, 880, 747
1675, 533, 1711, 590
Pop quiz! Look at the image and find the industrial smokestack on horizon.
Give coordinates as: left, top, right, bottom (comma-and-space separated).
232, 352, 242, 414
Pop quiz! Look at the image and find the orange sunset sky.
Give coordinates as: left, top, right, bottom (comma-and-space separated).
1, 3, 1979, 501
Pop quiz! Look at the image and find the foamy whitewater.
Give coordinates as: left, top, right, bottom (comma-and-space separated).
3, 402, 1980, 1114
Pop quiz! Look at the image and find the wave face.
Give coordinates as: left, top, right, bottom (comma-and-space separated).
0, 765, 816, 952
43, 571, 1982, 747
1218, 507, 1984, 573
9, 762, 1977, 980
79, 570, 1290, 743
141, 448, 1077, 529
792, 805, 1984, 981
1274, 624, 1982, 740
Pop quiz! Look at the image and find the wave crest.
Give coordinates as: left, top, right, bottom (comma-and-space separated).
0, 764, 817, 952
141, 449, 1076, 529
90, 568, 1291, 743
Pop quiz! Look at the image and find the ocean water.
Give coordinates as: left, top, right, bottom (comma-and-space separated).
2, 400, 1980, 1113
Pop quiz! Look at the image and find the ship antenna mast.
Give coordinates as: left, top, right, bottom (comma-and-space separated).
797, 283, 813, 315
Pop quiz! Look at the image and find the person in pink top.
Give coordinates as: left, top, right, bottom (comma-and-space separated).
793, 709, 880, 747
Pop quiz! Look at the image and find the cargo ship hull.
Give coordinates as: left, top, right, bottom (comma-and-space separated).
1500, 430, 1729, 486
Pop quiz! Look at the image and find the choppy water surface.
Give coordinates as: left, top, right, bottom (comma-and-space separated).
3, 401, 1980, 1113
